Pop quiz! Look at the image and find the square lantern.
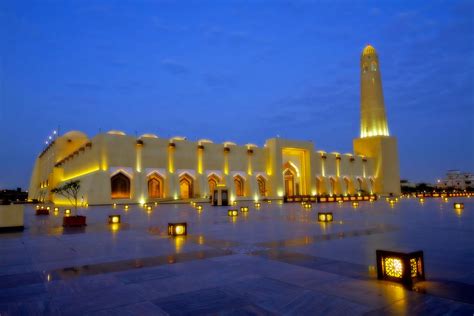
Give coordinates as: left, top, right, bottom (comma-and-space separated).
419, 198, 425, 203
36, 205, 40, 209
240, 206, 249, 212
376, 250, 425, 286
124, 205, 129, 210
319, 197, 327, 203
228, 209, 239, 217
318, 212, 333, 222
352, 201, 359, 207
108, 215, 121, 224
254, 202, 261, 208
196, 205, 203, 211
64, 209, 71, 216
303, 203, 312, 209
454, 203, 464, 210
168, 223, 187, 236
54, 207, 59, 212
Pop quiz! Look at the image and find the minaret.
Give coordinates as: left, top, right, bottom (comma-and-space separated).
360, 45, 389, 138
354, 45, 400, 196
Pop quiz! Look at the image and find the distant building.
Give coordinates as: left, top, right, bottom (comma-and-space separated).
0, 188, 28, 203
437, 170, 473, 190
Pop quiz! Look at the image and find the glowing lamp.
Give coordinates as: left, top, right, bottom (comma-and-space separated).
46, 206, 51, 210
108, 215, 121, 224
64, 209, 71, 216
352, 201, 359, 207
196, 205, 203, 211
376, 250, 425, 286
419, 198, 425, 203
443, 197, 448, 202
343, 197, 349, 201
454, 203, 464, 210
191, 201, 196, 207
337, 200, 343, 204
146, 206, 152, 211
318, 212, 333, 222
54, 207, 59, 212
124, 205, 129, 210
267, 200, 272, 204
113, 203, 117, 208
240, 206, 249, 212
36, 205, 40, 209
303, 203, 312, 209
168, 223, 187, 236
320, 197, 327, 202
254, 202, 261, 208
232, 201, 237, 206
228, 209, 238, 217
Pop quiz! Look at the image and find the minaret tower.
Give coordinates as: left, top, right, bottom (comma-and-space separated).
354, 45, 400, 196
360, 45, 389, 138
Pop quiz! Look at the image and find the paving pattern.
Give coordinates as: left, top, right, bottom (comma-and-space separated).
0, 198, 473, 315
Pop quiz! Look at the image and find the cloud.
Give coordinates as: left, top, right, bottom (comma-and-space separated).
160, 59, 190, 75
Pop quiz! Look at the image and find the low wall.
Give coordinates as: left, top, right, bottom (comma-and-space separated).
0, 204, 24, 232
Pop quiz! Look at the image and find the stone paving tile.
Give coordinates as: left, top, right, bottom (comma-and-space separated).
46, 274, 125, 298
153, 287, 248, 315
0, 271, 44, 289
307, 278, 409, 309
364, 292, 474, 316
221, 277, 309, 313
0, 283, 48, 304
0, 298, 61, 316
280, 290, 372, 315
49, 284, 149, 315
85, 301, 169, 316
113, 266, 176, 284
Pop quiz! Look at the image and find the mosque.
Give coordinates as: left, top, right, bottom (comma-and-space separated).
28, 45, 401, 205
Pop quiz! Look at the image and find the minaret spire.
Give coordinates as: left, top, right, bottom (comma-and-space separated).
360, 44, 389, 138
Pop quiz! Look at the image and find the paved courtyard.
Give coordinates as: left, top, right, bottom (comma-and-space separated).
0, 198, 473, 315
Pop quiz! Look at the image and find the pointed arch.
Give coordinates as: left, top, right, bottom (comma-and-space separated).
179, 173, 194, 199
234, 174, 245, 197
111, 172, 130, 199
257, 175, 267, 197
283, 162, 299, 196
329, 177, 340, 196
208, 173, 221, 195
148, 173, 164, 198
316, 176, 326, 195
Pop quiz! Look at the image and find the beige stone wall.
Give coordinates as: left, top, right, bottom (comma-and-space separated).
29, 131, 380, 205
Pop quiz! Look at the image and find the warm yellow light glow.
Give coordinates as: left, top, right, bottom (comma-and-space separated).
254, 202, 261, 208
175, 225, 185, 235
352, 201, 359, 207
113, 203, 117, 208
318, 214, 326, 221
147, 206, 152, 211
240, 206, 249, 212
168, 146, 174, 173
454, 203, 464, 210
54, 207, 59, 211
124, 205, 129, 210
419, 198, 425, 203
384, 257, 403, 278
61, 167, 100, 181
197, 147, 203, 174
64, 209, 71, 215
228, 209, 238, 216
110, 215, 120, 224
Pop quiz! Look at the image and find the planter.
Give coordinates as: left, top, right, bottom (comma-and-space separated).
36, 209, 50, 215
63, 215, 87, 227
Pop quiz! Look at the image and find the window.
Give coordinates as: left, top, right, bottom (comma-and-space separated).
111, 172, 130, 199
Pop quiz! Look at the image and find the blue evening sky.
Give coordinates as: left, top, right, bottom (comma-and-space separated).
1, 0, 473, 189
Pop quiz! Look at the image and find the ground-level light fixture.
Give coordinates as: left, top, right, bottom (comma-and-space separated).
303, 203, 312, 209
352, 201, 359, 207
240, 206, 249, 212
454, 203, 464, 210
113, 203, 117, 208
318, 212, 333, 222
419, 198, 425, 203
124, 205, 129, 210
146, 206, 152, 211
108, 215, 121, 224
228, 209, 238, 217
338, 200, 344, 204
54, 207, 59, 212
376, 249, 425, 286
168, 222, 187, 236
443, 197, 448, 202
64, 209, 71, 216
254, 202, 261, 208
196, 205, 203, 211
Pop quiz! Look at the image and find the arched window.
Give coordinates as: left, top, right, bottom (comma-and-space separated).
257, 176, 266, 197
344, 177, 350, 195
234, 175, 245, 197
208, 174, 220, 195
283, 162, 298, 196
179, 174, 193, 199
148, 173, 164, 198
111, 172, 130, 199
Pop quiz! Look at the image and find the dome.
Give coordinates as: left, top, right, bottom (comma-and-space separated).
362, 45, 376, 56
107, 130, 126, 136
140, 133, 158, 139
